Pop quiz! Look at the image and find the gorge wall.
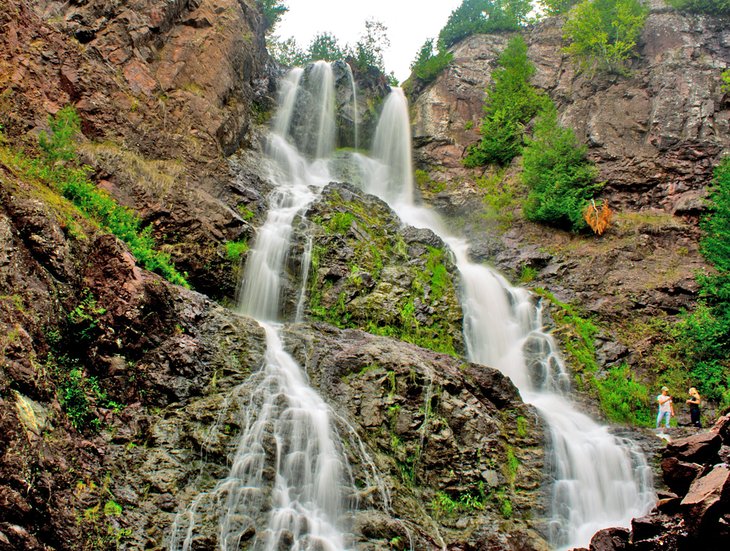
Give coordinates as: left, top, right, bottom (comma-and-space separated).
409, 1, 730, 404
2, 0, 730, 549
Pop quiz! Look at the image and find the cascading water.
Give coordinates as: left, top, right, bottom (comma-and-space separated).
169, 62, 352, 551
357, 88, 655, 550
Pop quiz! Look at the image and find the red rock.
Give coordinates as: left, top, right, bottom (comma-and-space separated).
665, 431, 722, 464
123, 59, 158, 96
711, 414, 730, 445
681, 464, 730, 537
588, 526, 629, 550
661, 456, 703, 496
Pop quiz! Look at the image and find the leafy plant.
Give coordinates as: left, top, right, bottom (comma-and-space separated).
583, 200, 613, 235
409, 39, 454, 84
39, 106, 80, 162
521, 104, 602, 231
594, 364, 653, 426
353, 19, 390, 73
667, 0, 730, 15
465, 36, 549, 167
27, 108, 188, 286
267, 36, 307, 67
307, 32, 348, 62
679, 158, 730, 408
225, 240, 249, 262
538, 0, 581, 14
562, 0, 649, 75
438, 0, 532, 50
257, 0, 288, 33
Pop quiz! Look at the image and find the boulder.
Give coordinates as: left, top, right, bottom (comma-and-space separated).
664, 432, 722, 465
711, 414, 730, 445
588, 526, 629, 550
660, 456, 703, 496
680, 464, 730, 538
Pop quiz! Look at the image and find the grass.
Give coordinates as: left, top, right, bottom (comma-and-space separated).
2, 108, 188, 287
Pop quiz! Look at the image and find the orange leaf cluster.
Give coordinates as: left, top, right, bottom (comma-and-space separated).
583, 201, 613, 235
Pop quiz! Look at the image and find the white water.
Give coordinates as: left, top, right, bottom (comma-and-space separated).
170, 63, 351, 551
344, 63, 359, 150
358, 89, 655, 550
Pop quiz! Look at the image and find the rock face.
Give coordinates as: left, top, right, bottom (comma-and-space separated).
0, 0, 275, 302
282, 322, 548, 550
412, 3, 730, 213
291, 182, 465, 356
0, 166, 268, 548
407, 2, 727, 395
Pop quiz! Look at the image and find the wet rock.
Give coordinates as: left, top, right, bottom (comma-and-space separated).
664, 432, 723, 465
681, 464, 730, 537
661, 456, 703, 496
711, 414, 730, 445
588, 526, 629, 550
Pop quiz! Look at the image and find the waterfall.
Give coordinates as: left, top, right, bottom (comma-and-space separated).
360, 89, 655, 550
344, 63, 360, 150
169, 63, 351, 551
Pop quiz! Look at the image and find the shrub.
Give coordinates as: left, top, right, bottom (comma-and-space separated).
267, 36, 307, 67
438, 0, 532, 50
667, 0, 730, 15
539, 0, 581, 14
257, 0, 287, 32
679, 158, 730, 407
521, 105, 602, 231
410, 39, 454, 84
464, 36, 549, 167
563, 0, 649, 74
307, 32, 349, 62
594, 364, 653, 426
30, 108, 189, 287
353, 19, 390, 74
39, 106, 80, 162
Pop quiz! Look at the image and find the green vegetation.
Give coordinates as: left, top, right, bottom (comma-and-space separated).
723, 70, 730, 92
353, 19, 390, 74
68, 292, 107, 342
307, 32, 348, 62
563, 0, 649, 75
522, 105, 602, 232
225, 239, 249, 262
682, 158, 730, 409
667, 0, 730, 15
6, 107, 188, 287
438, 0, 532, 50
477, 168, 521, 228
409, 0, 531, 87
538, 0, 580, 15
430, 483, 487, 517
465, 36, 549, 167
409, 39, 454, 84
307, 195, 459, 356
594, 364, 653, 426
257, 0, 288, 33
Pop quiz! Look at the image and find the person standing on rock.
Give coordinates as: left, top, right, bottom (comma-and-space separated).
656, 386, 674, 430
686, 387, 702, 428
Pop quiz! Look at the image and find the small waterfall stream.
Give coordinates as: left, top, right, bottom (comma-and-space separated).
170, 62, 352, 551
357, 89, 655, 550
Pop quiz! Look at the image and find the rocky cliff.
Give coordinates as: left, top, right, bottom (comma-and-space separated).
0, 1, 548, 549
409, 1, 730, 405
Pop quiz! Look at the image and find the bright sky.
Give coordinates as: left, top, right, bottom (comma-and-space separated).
275, 0, 464, 82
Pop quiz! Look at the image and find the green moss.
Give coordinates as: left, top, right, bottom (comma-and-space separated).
225, 239, 249, 262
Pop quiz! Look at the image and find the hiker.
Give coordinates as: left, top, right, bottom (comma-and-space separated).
656, 386, 674, 429
686, 387, 702, 428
